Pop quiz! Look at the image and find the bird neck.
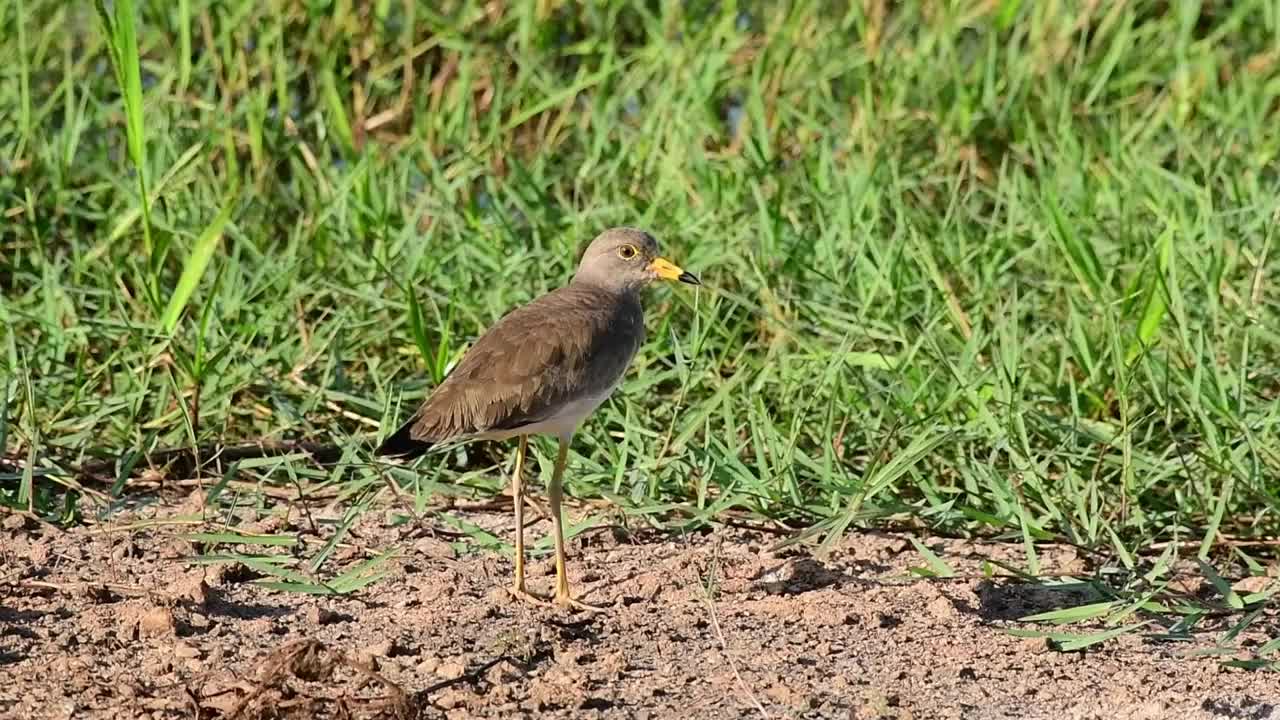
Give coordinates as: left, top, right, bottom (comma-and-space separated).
569, 274, 645, 299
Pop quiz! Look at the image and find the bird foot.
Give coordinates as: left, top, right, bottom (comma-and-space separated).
553, 593, 608, 613
506, 586, 551, 607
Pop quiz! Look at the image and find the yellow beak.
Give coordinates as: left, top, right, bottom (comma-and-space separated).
649, 257, 702, 285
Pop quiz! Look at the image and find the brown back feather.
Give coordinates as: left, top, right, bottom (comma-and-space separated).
406, 283, 644, 443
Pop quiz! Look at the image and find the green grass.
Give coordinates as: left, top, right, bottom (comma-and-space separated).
3, 0, 1280, 657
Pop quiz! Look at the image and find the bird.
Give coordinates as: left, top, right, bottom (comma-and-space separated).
376, 227, 701, 610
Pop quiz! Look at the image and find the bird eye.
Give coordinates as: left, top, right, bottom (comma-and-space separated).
617, 244, 638, 260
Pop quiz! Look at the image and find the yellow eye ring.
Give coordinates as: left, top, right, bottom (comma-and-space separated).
617, 244, 638, 260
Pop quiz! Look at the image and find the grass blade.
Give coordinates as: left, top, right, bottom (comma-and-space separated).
1008, 622, 1147, 652
160, 193, 235, 334
92, 0, 153, 260
1021, 601, 1119, 625
908, 538, 956, 578
1198, 560, 1244, 610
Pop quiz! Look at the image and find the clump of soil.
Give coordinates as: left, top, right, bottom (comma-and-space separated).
1, 500, 1277, 720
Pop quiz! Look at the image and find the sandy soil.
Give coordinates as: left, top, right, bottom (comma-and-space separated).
2, 495, 1278, 720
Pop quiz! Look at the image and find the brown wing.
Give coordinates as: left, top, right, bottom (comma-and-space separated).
393, 284, 643, 448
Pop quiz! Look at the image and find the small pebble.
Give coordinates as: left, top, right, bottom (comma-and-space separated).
437, 661, 467, 680
925, 596, 956, 620
1, 514, 27, 531
110, 540, 135, 562
414, 537, 456, 560
138, 607, 176, 638
173, 642, 201, 659
1232, 575, 1274, 594
304, 606, 340, 625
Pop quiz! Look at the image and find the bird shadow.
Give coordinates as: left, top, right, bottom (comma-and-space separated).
1199, 698, 1277, 720
0, 606, 48, 643
542, 615, 602, 643
202, 594, 297, 622
970, 578, 1100, 622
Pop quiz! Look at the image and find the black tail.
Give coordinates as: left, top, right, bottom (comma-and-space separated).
375, 418, 433, 459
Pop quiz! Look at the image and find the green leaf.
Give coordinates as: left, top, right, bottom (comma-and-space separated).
1008, 622, 1146, 652
1221, 607, 1264, 645
1198, 560, 1244, 610
1220, 659, 1278, 671
254, 581, 337, 595
161, 192, 236, 333
908, 538, 956, 578
329, 548, 398, 594
1199, 471, 1236, 560
1106, 527, 1136, 570
1043, 190, 1104, 299
204, 461, 240, 507
995, 0, 1024, 29
0, 378, 9, 455
1124, 227, 1171, 363
183, 531, 299, 547
819, 429, 952, 556
1257, 636, 1280, 657
320, 66, 354, 155
92, 0, 153, 264
194, 554, 311, 584
1020, 601, 1119, 625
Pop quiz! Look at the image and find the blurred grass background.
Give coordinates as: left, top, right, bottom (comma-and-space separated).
3, 0, 1280, 569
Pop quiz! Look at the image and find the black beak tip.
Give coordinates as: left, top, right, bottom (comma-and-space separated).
678, 271, 702, 286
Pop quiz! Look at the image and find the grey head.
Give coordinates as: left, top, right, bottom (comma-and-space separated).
571, 227, 701, 294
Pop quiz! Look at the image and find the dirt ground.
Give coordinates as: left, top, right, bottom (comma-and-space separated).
2, 494, 1279, 720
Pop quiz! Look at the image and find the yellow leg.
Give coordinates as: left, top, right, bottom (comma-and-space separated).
507, 436, 546, 607
549, 438, 605, 611
512, 436, 528, 591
